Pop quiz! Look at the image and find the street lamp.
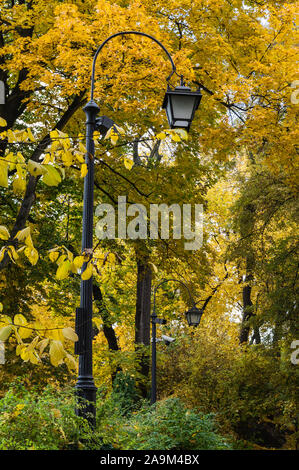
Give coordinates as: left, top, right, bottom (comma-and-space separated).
162, 80, 202, 131
151, 279, 202, 405
185, 304, 203, 327
74, 31, 202, 427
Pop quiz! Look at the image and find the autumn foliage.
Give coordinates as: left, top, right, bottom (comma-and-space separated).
0, 0, 298, 450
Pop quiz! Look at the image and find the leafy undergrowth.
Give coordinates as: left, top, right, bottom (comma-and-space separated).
0, 381, 233, 450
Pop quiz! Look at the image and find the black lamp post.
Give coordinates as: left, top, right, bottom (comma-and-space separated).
151, 279, 203, 405
74, 31, 202, 427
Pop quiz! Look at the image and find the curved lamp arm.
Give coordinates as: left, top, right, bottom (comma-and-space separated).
90, 31, 178, 100
152, 278, 196, 317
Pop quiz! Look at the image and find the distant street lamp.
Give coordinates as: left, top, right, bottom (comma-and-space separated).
151, 279, 203, 405
75, 31, 202, 427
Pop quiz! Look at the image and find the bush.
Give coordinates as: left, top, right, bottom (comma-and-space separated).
110, 371, 143, 415
0, 384, 231, 450
97, 397, 232, 450
0, 384, 91, 450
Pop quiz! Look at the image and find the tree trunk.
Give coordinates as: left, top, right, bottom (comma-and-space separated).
239, 269, 253, 344
93, 282, 121, 383
239, 203, 256, 344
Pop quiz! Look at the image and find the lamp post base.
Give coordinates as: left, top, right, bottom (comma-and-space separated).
75, 377, 97, 429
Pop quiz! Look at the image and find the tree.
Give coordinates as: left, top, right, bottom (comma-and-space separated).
0, 0, 297, 406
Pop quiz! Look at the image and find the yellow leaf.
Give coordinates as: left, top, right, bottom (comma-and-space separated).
45, 328, 64, 342
0, 325, 13, 342
20, 348, 30, 362
16, 344, 24, 355
13, 404, 25, 417
7, 129, 16, 143
49, 340, 65, 367
62, 327, 78, 342
12, 177, 26, 194
42, 153, 52, 164
0, 161, 8, 187
80, 163, 88, 178
75, 152, 85, 164
50, 129, 60, 139
171, 133, 181, 142
93, 317, 102, 330
0, 248, 6, 262
49, 251, 59, 263
110, 134, 118, 146
149, 262, 158, 274
174, 128, 188, 140
114, 124, 125, 135
0, 225, 10, 240
24, 246, 39, 265
123, 157, 134, 170
156, 132, 167, 140
56, 254, 67, 265
29, 350, 40, 364
73, 255, 84, 270
13, 314, 27, 326
0, 117, 7, 127
79, 142, 87, 153
27, 159, 47, 176
42, 165, 62, 186
25, 234, 34, 247
7, 246, 19, 263
61, 245, 73, 262
81, 262, 93, 280
56, 260, 71, 280
14, 226, 30, 242
26, 129, 35, 142
0, 315, 12, 325
61, 151, 73, 167
37, 338, 49, 355
105, 127, 119, 145
70, 262, 78, 274
104, 127, 112, 139
64, 353, 77, 371
18, 326, 33, 339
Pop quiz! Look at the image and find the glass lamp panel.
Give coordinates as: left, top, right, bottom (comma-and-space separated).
172, 120, 189, 128
166, 100, 173, 126
170, 94, 196, 120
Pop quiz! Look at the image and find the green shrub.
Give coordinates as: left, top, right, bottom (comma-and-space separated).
0, 385, 231, 450
97, 397, 232, 450
0, 384, 91, 450
110, 372, 142, 415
